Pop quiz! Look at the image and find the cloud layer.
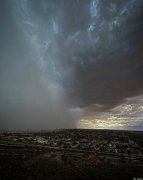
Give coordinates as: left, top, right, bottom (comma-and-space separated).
0, 0, 143, 130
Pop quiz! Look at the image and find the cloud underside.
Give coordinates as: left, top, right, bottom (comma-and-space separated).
78, 95, 143, 130
1, 1, 143, 130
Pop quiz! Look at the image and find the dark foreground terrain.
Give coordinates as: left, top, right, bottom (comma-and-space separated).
0, 129, 143, 180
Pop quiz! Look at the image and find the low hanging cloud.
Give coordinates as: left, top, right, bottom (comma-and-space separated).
0, 0, 143, 130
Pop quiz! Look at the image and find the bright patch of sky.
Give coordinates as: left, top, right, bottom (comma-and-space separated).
78, 95, 143, 130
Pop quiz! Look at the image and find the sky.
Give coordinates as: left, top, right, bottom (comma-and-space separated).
0, 0, 143, 131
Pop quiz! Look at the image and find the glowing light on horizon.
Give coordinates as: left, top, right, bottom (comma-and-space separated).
77, 118, 125, 129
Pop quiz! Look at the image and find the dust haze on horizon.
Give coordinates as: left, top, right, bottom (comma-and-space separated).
1, 0, 143, 131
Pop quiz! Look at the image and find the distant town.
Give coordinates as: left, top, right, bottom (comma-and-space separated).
0, 129, 143, 179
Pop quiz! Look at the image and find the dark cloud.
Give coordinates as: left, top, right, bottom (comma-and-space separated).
72, 1, 143, 109
0, 0, 143, 130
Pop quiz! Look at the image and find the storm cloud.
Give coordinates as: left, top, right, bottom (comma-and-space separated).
0, 0, 143, 130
